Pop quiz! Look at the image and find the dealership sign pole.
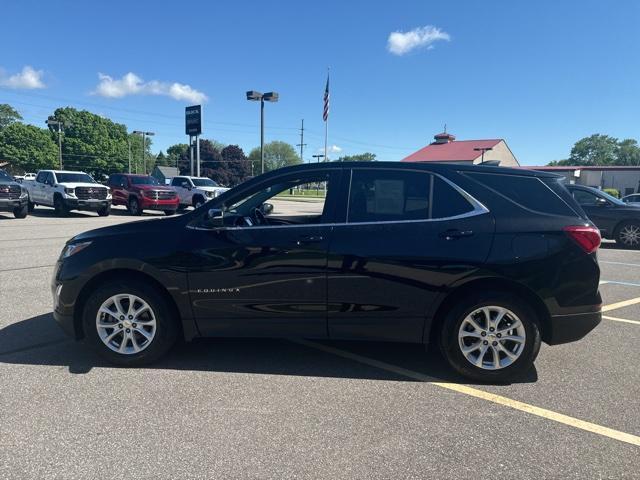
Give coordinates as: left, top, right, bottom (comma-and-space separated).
185, 105, 202, 177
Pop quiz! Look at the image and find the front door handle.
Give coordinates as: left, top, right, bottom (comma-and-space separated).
439, 229, 474, 240
296, 235, 324, 246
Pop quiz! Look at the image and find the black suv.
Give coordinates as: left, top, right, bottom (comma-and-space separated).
565, 184, 640, 248
52, 162, 602, 382
0, 169, 28, 218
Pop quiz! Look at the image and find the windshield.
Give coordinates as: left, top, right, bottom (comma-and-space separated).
130, 176, 159, 185
0, 170, 12, 181
55, 172, 96, 183
192, 178, 219, 187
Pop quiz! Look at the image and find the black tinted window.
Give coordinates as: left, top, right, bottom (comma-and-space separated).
431, 176, 475, 218
348, 170, 430, 222
36, 172, 46, 183
467, 172, 575, 216
571, 189, 600, 206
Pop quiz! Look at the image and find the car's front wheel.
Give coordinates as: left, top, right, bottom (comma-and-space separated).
97, 205, 111, 217
82, 281, 178, 366
13, 204, 28, 218
439, 292, 541, 383
128, 197, 143, 216
615, 221, 640, 248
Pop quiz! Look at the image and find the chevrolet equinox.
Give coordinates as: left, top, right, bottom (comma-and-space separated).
52, 162, 602, 382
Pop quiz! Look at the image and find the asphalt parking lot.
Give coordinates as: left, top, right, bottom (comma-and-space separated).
1, 207, 639, 479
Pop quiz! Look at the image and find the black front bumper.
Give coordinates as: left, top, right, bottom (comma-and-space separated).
0, 197, 27, 212
546, 310, 602, 345
63, 198, 111, 211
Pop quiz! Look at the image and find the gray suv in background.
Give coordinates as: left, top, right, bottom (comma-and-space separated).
0, 169, 28, 218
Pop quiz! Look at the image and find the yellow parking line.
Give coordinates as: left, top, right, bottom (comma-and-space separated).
603, 315, 640, 326
293, 339, 640, 447
602, 296, 640, 312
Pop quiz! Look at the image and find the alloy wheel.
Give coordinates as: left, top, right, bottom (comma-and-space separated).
458, 306, 526, 370
619, 224, 640, 246
96, 294, 157, 355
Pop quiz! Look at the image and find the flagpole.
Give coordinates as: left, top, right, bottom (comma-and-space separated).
323, 68, 329, 162
324, 116, 328, 162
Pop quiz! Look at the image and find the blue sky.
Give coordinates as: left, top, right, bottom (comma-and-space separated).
1, 0, 639, 165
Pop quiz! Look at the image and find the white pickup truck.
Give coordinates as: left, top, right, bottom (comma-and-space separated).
169, 176, 229, 209
24, 170, 112, 216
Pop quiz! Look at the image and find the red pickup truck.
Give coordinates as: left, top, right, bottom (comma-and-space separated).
107, 174, 179, 215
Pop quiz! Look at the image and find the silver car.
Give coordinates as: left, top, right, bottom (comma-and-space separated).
621, 193, 640, 206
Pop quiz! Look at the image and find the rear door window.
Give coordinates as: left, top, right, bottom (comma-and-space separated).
347, 169, 475, 223
465, 172, 576, 216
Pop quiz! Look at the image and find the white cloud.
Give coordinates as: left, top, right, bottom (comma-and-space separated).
387, 25, 450, 55
0, 66, 46, 89
317, 145, 342, 155
93, 72, 208, 103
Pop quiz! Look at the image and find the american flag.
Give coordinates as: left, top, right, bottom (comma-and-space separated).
323, 74, 329, 122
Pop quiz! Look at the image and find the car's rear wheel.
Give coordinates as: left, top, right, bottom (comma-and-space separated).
13, 204, 28, 218
128, 197, 143, 216
82, 281, 178, 366
615, 221, 640, 248
439, 292, 541, 383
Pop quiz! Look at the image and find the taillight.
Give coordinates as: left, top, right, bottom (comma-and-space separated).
563, 225, 601, 253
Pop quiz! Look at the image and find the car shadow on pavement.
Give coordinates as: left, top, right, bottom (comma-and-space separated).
0, 313, 538, 386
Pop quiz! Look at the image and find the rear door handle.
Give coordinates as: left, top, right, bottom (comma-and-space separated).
439, 229, 474, 240
296, 235, 324, 246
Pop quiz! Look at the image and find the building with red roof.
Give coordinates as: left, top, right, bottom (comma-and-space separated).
402, 131, 519, 167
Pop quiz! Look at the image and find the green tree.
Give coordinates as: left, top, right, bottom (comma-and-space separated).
617, 139, 640, 166
155, 151, 170, 167
548, 134, 640, 166
47, 107, 137, 177
337, 152, 377, 162
0, 104, 22, 129
220, 145, 251, 186
0, 123, 58, 172
248, 141, 301, 173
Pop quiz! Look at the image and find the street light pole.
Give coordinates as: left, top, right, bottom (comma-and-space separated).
312, 154, 325, 163
260, 97, 264, 175
246, 91, 279, 175
474, 147, 493, 163
133, 130, 154, 174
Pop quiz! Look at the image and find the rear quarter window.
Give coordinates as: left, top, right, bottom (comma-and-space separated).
464, 172, 577, 217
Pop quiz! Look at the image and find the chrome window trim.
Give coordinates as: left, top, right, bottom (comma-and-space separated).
187, 166, 490, 232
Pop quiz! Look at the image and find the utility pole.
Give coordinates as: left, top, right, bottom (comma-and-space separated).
127, 135, 132, 174
46, 117, 70, 169
133, 131, 155, 174
296, 119, 307, 163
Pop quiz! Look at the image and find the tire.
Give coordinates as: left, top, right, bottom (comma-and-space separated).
164, 210, 176, 216
53, 195, 69, 217
439, 291, 541, 383
27, 198, 35, 213
13, 204, 28, 218
615, 221, 640, 249
82, 280, 179, 366
97, 205, 111, 217
192, 196, 205, 209
128, 197, 143, 216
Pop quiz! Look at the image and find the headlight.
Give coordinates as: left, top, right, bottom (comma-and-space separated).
64, 187, 75, 195
19, 187, 27, 198
206, 191, 215, 198
61, 241, 92, 259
